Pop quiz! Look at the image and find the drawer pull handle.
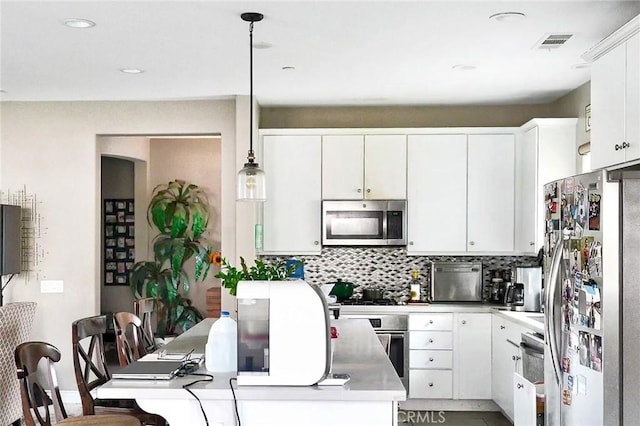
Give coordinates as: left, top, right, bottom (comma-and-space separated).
357, 188, 362, 193
429, 357, 434, 362
500, 325, 505, 330
429, 320, 434, 324
517, 383, 524, 389
428, 339, 434, 343
428, 383, 434, 387
461, 320, 466, 325
512, 355, 521, 361
615, 144, 622, 151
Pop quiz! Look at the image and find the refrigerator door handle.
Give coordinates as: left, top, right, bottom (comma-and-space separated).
545, 234, 564, 385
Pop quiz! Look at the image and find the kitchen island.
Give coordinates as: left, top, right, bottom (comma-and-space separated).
97, 318, 406, 426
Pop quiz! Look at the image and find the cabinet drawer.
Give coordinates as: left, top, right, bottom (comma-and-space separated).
409, 313, 453, 331
409, 370, 453, 399
409, 331, 453, 350
409, 350, 453, 369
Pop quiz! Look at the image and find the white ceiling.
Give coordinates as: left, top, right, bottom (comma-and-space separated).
2, 1, 639, 106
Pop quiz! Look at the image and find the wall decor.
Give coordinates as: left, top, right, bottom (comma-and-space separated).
104, 199, 134, 286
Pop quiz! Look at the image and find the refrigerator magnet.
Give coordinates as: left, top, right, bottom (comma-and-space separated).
588, 192, 601, 230
567, 375, 575, 393
562, 357, 571, 373
563, 389, 573, 405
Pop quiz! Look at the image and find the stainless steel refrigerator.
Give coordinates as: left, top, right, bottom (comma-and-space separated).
543, 168, 640, 426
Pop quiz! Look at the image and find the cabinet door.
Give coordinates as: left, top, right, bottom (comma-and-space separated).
591, 41, 626, 170
322, 135, 364, 199
364, 135, 407, 199
626, 33, 640, 163
513, 373, 537, 426
455, 313, 492, 399
407, 135, 467, 253
514, 127, 537, 254
262, 135, 322, 254
467, 134, 515, 252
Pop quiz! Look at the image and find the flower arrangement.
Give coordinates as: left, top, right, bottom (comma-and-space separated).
209, 253, 302, 296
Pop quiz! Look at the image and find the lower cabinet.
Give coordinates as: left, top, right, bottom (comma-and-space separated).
491, 314, 528, 422
513, 372, 538, 426
408, 313, 492, 400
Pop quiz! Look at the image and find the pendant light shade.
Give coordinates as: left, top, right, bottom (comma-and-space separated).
237, 12, 266, 202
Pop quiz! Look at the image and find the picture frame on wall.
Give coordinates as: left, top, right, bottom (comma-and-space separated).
104, 198, 134, 286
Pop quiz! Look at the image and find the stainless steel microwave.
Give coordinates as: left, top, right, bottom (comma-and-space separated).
322, 200, 407, 246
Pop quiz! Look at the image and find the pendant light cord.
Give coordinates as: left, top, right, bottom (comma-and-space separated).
248, 20, 255, 161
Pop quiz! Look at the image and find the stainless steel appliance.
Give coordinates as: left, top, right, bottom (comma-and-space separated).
544, 169, 640, 425
504, 283, 525, 310
521, 332, 544, 383
322, 200, 407, 246
430, 262, 483, 302
515, 266, 543, 312
341, 314, 408, 390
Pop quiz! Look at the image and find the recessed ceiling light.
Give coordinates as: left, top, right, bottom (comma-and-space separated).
452, 64, 477, 71
489, 12, 526, 22
282, 66, 296, 71
572, 63, 591, 69
120, 68, 145, 74
64, 18, 96, 29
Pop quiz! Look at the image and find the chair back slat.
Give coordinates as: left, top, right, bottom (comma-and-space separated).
134, 298, 157, 353
72, 315, 110, 415
113, 312, 146, 367
15, 341, 67, 425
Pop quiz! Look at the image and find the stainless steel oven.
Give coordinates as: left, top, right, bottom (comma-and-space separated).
341, 314, 408, 390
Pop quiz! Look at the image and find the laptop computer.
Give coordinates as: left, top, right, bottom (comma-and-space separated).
111, 361, 184, 380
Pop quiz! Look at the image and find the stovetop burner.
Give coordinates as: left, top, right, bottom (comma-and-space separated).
341, 298, 396, 306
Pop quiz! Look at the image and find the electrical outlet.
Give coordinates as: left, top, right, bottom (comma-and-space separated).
41, 280, 64, 293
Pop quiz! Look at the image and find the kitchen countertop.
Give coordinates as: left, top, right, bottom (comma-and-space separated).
339, 303, 496, 315
491, 308, 545, 334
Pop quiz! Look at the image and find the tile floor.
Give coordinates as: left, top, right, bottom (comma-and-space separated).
399, 410, 511, 426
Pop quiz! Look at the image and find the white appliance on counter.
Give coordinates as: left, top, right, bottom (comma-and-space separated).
543, 169, 640, 426
236, 280, 331, 386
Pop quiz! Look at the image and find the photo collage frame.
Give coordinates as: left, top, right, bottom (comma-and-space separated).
104, 199, 135, 286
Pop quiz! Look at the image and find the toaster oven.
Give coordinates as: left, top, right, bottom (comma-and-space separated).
430, 262, 483, 302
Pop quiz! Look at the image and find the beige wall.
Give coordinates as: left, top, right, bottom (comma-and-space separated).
260, 104, 557, 129
0, 99, 247, 391
149, 137, 222, 316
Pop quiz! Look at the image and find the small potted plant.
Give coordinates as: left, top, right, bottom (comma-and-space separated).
130, 180, 214, 337
211, 255, 303, 296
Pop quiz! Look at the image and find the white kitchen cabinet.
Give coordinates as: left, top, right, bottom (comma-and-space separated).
491, 314, 528, 422
588, 19, 640, 170
322, 135, 364, 199
407, 134, 467, 253
408, 313, 453, 399
322, 134, 406, 200
515, 119, 577, 254
454, 313, 492, 399
467, 134, 515, 253
513, 372, 537, 426
261, 135, 322, 254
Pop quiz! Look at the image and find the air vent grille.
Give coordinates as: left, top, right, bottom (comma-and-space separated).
534, 34, 573, 49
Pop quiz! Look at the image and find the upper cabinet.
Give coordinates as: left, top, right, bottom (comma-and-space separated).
407, 131, 516, 254
407, 134, 467, 253
467, 134, 515, 253
322, 134, 407, 200
261, 135, 322, 255
586, 16, 640, 170
514, 119, 577, 254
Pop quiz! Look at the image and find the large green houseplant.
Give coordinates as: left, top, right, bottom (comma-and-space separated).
130, 180, 213, 337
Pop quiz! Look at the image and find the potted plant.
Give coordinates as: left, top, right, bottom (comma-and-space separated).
130, 180, 214, 337
212, 255, 303, 296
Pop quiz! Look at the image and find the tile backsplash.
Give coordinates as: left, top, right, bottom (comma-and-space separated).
261, 247, 538, 303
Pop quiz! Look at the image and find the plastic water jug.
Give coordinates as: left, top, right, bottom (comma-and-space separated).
205, 311, 238, 373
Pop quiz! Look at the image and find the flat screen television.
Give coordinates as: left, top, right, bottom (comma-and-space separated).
0, 204, 21, 275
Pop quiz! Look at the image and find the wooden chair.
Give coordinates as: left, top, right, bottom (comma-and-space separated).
14, 341, 140, 426
71, 316, 167, 426
133, 298, 157, 354
113, 312, 147, 367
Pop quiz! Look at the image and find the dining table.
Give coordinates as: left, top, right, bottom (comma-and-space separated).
97, 317, 406, 426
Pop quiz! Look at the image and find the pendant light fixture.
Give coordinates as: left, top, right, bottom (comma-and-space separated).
237, 12, 266, 202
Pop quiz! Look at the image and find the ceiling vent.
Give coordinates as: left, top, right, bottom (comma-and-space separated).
534, 33, 573, 50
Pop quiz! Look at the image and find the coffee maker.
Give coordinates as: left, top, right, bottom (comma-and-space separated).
504, 282, 525, 311
514, 266, 543, 312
